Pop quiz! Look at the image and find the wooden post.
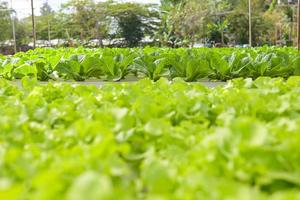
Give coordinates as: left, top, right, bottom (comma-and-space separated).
48, 19, 51, 46
248, 0, 252, 47
10, 0, 16, 53
31, 0, 36, 48
297, 0, 300, 51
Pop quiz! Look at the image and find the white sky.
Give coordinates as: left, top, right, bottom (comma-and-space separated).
1, 0, 160, 18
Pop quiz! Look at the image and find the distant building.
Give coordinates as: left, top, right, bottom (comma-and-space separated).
277, 0, 298, 5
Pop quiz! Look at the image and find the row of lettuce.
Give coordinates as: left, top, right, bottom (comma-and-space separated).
1, 77, 300, 199
0, 47, 299, 81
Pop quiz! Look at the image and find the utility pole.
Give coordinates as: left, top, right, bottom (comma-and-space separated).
31, 0, 36, 48
297, 0, 300, 51
48, 19, 51, 46
46, 0, 51, 46
248, 0, 252, 47
10, 0, 17, 53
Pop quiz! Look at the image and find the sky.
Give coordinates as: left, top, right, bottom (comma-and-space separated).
2, 0, 160, 18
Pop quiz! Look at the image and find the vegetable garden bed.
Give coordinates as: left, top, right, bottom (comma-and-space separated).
10, 79, 227, 88
0, 47, 299, 82
1, 77, 300, 199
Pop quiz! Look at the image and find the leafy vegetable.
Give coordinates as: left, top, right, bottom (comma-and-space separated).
1, 47, 299, 81
0, 77, 300, 199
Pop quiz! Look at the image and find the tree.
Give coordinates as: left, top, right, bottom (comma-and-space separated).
207, 20, 229, 45
61, 0, 110, 45
15, 18, 31, 46
0, 2, 12, 42
108, 2, 159, 47
118, 13, 143, 47
227, 0, 272, 45
154, 0, 183, 47
160, 0, 183, 7
178, 0, 213, 47
62, 0, 96, 40
36, 2, 55, 41
40, 1, 53, 16
158, 0, 234, 47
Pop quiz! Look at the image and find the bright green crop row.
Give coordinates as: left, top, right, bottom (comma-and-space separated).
1, 77, 300, 199
0, 47, 299, 81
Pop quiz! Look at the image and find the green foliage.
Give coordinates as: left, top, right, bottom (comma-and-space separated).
0, 2, 12, 42
132, 50, 169, 81
35, 2, 55, 41
0, 77, 300, 199
0, 0, 297, 49
118, 13, 143, 47
108, 2, 159, 47
0, 47, 299, 81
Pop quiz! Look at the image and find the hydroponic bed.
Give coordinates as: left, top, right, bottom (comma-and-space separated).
1, 47, 299, 82
0, 77, 300, 199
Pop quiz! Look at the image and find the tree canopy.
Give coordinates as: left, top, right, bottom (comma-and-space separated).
0, 0, 298, 49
